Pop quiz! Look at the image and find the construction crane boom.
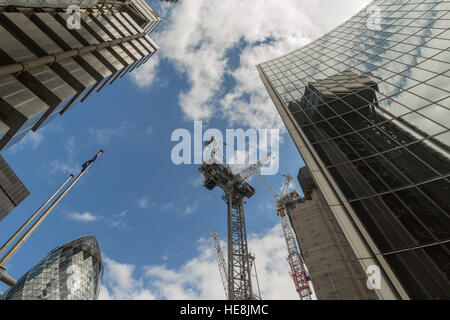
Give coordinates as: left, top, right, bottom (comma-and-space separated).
210, 231, 228, 299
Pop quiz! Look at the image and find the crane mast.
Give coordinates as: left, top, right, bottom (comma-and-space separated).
200, 137, 257, 300
258, 174, 313, 300
210, 231, 262, 300
226, 192, 253, 300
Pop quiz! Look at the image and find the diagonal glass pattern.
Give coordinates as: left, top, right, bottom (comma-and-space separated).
0, 235, 104, 300
258, 0, 449, 299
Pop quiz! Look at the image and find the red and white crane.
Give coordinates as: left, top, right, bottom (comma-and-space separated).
257, 174, 313, 300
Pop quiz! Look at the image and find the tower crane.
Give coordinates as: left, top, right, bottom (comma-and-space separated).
210, 231, 262, 300
206, 141, 312, 300
258, 174, 313, 300
201, 138, 310, 299
200, 137, 270, 300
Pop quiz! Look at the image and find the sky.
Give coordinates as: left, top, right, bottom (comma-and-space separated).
0, 0, 372, 299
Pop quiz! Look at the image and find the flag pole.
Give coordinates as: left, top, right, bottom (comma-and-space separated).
0, 150, 103, 285
0, 174, 74, 257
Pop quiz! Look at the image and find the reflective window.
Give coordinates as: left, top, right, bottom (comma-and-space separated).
350, 198, 416, 252
342, 112, 373, 130
292, 110, 311, 126
316, 121, 339, 138
360, 127, 396, 152
384, 148, 438, 183
365, 155, 408, 189
344, 133, 377, 157
408, 142, 450, 175
259, 0, 450, 300
303, 125, 324, 143
381, 193, 434, 244
418, 179, 450, 214
329, 118, 353, 135
396, 188, 450, 241
385, 247, 450, 299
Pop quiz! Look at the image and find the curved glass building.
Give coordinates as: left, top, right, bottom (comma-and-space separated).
257, 0, 449, 299
1, 235, 103, 300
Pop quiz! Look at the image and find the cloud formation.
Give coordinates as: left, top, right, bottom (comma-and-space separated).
7, 130, 44, 154
131, 0, 372, 129
100, 224, 299, 300
137, 197, 149, 209
47, 137, 80, 175
68, 211, 100, 223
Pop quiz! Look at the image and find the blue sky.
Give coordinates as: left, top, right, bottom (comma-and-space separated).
0, 0, 371, 299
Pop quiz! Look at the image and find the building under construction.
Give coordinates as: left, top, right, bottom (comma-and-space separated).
285, 166, 377, 300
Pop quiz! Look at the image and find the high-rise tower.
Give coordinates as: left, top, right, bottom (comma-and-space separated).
0, 0, 161, 150
257, 0, 449, 299
1, 235, 104, 300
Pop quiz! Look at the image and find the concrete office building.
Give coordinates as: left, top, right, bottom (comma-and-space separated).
1, 235, 103, 300
258, 0, 449, 299
0, 154, 29, 221
286, 166, 377, 300
0, 0, 161, 150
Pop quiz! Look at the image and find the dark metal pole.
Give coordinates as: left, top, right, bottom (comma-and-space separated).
240, 201, 253, 299
0, 175, 73, 257
227, 192, 233, 300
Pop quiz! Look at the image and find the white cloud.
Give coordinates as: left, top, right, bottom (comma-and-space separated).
88, 122, 136, 146
129, 54, 161, 89
131, 0, 372, 128
106, 209, 131, 229
99, 256, 157, 300
189, 174, 204, 187
146, 126, 153, 135
117, 209, 130, 217
100, 224, 300, 300
184, 203, 197, 215
68, 211, 100, 223
161, 202, 175, 211
88, 127, 119, 146
47, 137, 79, 175
137, 197, 149, 208
7, 130, 44, 154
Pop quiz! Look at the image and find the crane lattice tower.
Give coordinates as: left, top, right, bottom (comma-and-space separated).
200, 162, 256, 300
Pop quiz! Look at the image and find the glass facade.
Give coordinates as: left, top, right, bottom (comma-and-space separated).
1, 235, 104, 300
258, 0, 449, 299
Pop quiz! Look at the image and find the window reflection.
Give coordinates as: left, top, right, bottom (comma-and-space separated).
261, 1, 450, 299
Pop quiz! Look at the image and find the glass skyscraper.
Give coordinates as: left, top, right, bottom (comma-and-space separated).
257, 0, 449, 299
1, 235, 103, 300
0, 0, 160, 150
